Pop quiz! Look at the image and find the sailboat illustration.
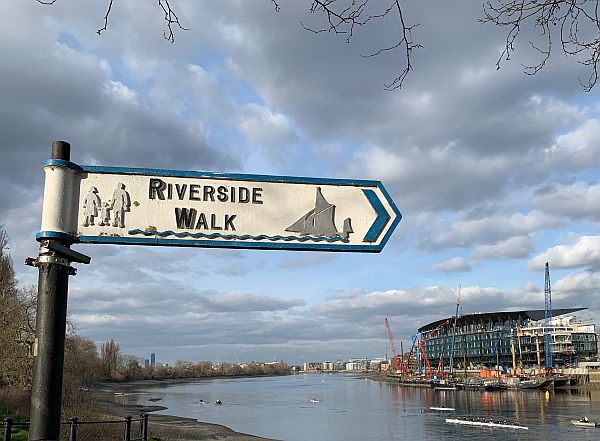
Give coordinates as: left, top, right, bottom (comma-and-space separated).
285, 187, 353, 240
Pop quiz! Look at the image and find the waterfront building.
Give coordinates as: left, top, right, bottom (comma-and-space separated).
322, 361, 336, 371
416, 308, 598, 373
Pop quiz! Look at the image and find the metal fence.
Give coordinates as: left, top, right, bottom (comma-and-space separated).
2, 414, 149, 441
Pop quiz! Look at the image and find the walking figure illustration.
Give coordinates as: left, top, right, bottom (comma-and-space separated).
98, 202, 112, 226
82, 186, 101, 227
111, 183, 131, 228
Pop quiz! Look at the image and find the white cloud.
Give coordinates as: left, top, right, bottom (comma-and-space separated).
238, 103, 298, 157
529, 236, 600, 270
433, 257, 472, 273
473, 235, 534, 260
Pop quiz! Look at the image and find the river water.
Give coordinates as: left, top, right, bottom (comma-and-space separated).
130, 374, 600, 441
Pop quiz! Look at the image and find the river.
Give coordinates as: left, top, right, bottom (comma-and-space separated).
130, 374, 600, 441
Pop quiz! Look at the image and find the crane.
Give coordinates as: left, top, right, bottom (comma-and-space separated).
418, 319, 451, 378
384, 317, 401, 373
544, 262, 553, 375
448, 285, 461, 377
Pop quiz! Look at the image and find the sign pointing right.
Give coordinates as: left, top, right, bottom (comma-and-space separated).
38, 161, 402, 252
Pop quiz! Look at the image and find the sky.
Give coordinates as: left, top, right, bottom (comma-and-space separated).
1, 1, 599, 366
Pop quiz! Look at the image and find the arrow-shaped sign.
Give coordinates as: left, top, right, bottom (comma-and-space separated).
37, 160, 401, 252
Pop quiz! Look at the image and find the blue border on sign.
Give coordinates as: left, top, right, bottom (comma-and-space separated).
43, 159, 381, 187
39, 159, 402, 252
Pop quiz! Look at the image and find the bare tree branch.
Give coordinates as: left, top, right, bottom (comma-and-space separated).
481, 0, 600, 91
97, 0, 114, 36
158, 0, 189, 44
302, 0, 420, 90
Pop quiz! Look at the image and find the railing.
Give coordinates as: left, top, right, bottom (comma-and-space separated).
2, 414, 149, 441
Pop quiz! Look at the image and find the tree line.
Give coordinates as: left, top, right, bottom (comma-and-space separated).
0, 224, 289, 416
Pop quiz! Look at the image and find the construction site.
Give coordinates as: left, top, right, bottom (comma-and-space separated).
384, 263, 600, 388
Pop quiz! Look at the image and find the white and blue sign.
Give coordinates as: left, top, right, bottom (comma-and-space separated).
38, 160, 401, 252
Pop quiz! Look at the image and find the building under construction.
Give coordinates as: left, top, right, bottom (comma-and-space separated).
416, 309, 598, 373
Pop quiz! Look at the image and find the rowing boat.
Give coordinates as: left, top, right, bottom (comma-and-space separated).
430, 407, 455, 411
445, 418, 528, 430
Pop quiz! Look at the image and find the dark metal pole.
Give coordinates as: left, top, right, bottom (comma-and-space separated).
29, 141, 72, 441
3, 417, 13, 441
68, 417, 78, 441
140, 414, 148, 441
124, 416, 132, 441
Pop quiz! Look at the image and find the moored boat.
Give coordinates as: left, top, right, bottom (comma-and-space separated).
445, 418, 528, 430
517, 377, 553, 390
483, 380, 508, 391
552, 375, 570, 388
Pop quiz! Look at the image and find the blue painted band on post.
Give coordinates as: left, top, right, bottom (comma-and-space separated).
36, 231, 77, 243
42, 159, 382, 188
42, 159, 83, 171
362, 189, 390, 242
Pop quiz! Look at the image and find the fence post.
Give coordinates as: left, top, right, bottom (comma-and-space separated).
3, 418, 13, 441
69, 417, 78, 441
124, 416, 132, 441
141, 414, 148, 441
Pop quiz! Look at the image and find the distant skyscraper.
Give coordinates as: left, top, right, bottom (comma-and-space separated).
151, 353, 156, 368
144, 359, 150, 369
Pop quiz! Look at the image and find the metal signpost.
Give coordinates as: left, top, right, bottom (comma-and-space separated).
28, 141, 402, 439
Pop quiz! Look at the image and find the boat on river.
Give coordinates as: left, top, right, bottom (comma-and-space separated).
517, 377, 553, 390
570, 418, 597, 428
445, 418, 528, 430
430, 407, 455, 411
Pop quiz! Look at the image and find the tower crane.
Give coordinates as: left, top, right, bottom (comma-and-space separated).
544, 262, 553, 375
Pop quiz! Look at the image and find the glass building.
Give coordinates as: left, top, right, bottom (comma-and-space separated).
416, 308, 598, 372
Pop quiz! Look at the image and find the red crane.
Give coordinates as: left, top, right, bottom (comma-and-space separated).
418, 319, 451, 378
384, 317, 402, 373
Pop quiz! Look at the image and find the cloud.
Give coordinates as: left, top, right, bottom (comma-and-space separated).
529, 236, 600, 271
433, 257, 471, 273
473, 235, 535, 260
238, 103, 298, 154
427, 211, 561, 251
532, 182, 600, 222
197, 291, 305, 312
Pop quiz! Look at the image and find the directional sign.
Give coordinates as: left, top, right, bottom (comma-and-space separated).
37, 160, 401, 252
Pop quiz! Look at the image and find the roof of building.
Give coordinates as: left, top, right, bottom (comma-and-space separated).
417, 308, 586, 333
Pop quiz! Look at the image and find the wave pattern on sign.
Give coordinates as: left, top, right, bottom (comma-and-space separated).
127, 229, 350, 243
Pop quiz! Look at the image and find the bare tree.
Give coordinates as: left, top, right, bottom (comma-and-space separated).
482, 0, 600, 91
0, 226, 36, 387
100, 338, 121, 379
33, 1, 600, 91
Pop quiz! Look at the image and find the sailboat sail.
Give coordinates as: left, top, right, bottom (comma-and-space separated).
285, 187, 347, 238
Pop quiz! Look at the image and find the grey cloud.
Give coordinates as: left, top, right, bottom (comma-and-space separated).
196, 291, 305, 312
426, 211, 561, 251
532, 182, 600, 222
